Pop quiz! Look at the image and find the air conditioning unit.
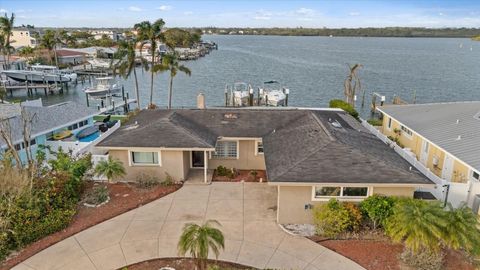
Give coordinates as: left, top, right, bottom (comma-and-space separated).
432, 156, 439, 167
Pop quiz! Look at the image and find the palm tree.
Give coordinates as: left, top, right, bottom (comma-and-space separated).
385, 198, 445, 254
344, 64, 362, 108
134, 19, 165, 109
39, 30, 59, 65
441, 203, 480, 256
178, 220, 225, 270
113, 38, 146, 109
0, 13, 15, 66
94, 156, 126, 182
154, 52, 191, 109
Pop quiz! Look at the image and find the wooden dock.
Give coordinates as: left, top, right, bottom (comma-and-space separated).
2, 82, 58, 96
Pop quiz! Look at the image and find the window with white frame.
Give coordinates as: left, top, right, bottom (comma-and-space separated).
212, 141, 237, 158
256, 140, 264, 155
314, 186, 369, 199
131, 151, 159, 165
401, 125, 413, 137
473, 171, 479, 181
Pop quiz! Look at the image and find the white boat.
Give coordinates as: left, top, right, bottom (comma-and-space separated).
259, 80, 288, 106
84, 77, 121, 98
1, 64, 77, 83
87, 59, 114, 69
226, 82, 253, 106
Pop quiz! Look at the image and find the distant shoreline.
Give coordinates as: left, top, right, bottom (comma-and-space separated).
27, 26, 480, 39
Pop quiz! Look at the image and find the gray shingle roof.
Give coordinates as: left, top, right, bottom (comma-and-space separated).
379, 102, 480, 172
98, 108, 432, 185
0, 102, 99, 146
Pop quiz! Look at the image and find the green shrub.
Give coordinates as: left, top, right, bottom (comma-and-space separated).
84, 185, 109, 205
367, 118, 383, 126
161, 173, 175, 186
360, 195, 395, 229
136, 173, 161, 189
313, 199, 361, 238
216, 165, 235, 179
329, 99, 359, 120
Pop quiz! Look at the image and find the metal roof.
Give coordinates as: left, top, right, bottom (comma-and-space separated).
378, 101, 480, 172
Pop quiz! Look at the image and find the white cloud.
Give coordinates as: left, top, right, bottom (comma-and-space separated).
254, 10, 272, 20
183, 11, 193, 15
297, 17, 313, 21
349, 12, 360, 16
16, 9, 25, 13
296, 8, 315, 17
156, 5, 172, 11
0, 9, 7, 13
439, 12, 444, 16
128, 6, 142, 12
17, 15, 27, 19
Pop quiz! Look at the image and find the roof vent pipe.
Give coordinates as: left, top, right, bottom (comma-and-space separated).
456, 119, 460, 124
197, 92, 206, 109
456, 135, 462, 141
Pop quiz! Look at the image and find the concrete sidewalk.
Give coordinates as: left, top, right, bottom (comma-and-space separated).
13, 183, 364, 270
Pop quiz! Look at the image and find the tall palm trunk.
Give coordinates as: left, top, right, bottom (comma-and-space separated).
53, 46, 58, 67
133, 67, 140, 109
149, 45, 155, 107
168, 74, 174, 109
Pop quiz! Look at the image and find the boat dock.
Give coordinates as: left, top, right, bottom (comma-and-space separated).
1, 81, 61, 96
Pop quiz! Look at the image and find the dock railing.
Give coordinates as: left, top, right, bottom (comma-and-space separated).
361, 120, 472, 208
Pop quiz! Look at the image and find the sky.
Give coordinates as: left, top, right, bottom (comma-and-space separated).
1, 0, 480, 28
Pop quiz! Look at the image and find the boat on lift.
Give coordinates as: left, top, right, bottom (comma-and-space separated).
225, 82, 253, 106
259, 80, 288, 106
84, 77, 121, 98
1, 64, 77, 83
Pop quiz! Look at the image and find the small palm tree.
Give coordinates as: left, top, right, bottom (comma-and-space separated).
178, 220, 225, 270
94, 156, 126, 182
113, 37, 146, 109
385, 198, 445, 253
0, 12, 15, 66
441, 203, 480, 256
134, 19, 165, 109
154, 53, 191, 109
39, 29, 60, 65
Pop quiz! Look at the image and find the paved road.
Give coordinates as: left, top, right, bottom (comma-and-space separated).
13, 183, 365, 270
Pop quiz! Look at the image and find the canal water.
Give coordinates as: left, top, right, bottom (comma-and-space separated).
6, 35, 480, 117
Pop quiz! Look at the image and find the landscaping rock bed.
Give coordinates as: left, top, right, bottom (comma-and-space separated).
212, 169, 268, 182
118, 257, 256, 270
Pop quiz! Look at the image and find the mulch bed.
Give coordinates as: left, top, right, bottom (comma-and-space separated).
120, 257, 256, 270
310, 236, 476, 270
212, 170, 268, 182
1, 182, 182, 270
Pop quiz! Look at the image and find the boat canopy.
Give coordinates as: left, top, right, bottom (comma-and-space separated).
96, 77, 113, 80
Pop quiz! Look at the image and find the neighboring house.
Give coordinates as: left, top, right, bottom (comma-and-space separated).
11, 28, 39, 49
89, 30, 120, 41
65, 47, 117, 59
96, 108, 433, 224
377, 102, 480, 210
56, 49, 87, 65
0, 100, 99, 164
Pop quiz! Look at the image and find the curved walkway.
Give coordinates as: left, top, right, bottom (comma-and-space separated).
12, 183, 364, 270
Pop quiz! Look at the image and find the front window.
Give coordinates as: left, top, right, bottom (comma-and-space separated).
131, 151, 159, 165
314, 186, 369, 199
256, 141, 264, 155
401, 125, 413, 137
212, 141, 237, 158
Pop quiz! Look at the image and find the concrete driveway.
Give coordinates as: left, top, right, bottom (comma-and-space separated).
13, 183, 364, 270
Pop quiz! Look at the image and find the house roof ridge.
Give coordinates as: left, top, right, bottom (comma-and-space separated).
168, 112, 216, 148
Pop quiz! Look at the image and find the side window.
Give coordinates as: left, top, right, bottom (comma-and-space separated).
387, 118, 392, 129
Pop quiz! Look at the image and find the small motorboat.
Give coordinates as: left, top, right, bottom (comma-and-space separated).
53, 130, 73, 140
1, 64, 77, 83
76, 126, 99, 139
226, 82, 253, 106
259, 80, 288, 107
84, 77, 121, 98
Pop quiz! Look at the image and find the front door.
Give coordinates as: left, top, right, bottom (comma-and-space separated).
192, 151, 204, 168
420, 140, 429, 166
442, 154, 454, 181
